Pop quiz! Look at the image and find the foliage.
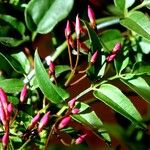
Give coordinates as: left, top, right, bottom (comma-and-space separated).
0, 0, 150, 149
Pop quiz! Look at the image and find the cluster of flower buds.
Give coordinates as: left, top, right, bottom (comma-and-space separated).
48, 60, 55, 77
27, 111, 50, 133
0, 88, 14, 149
106, 43, 122, 62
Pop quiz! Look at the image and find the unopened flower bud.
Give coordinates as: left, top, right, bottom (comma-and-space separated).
72, 108, 80, 114
58, 116, 71, 129
2, 132, 9, 148
0, 104, 7, 125
75, 14, 81, 39
75, 133, 87, 145
68, 98, 77, 109
106, 54, 116, 62
20, 85, 27, 103
65, 20, 71, 38
28, 113, 40, 130
88, 5, 96, 29
68, 35, 75, 49
90, 50, 98, 64
38, 111, 50, 133
7, 103, 13, 116
49, 61, 55, 76
0, 88, 8, 111
112, 43, 122, 54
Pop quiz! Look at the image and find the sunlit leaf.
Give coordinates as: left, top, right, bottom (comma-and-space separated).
34, 51, 69, 104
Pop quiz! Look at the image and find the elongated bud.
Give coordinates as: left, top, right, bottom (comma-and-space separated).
75, 133, 87, 145
49, 60, 55, 76
106, 54, 116, 62
7, 103, 13, 116
20, 85, 27, 103
0, 104, 7, 125
88, 5, 96, 29
75, 14, 81, 39
2, 132, 9, 148
80, 42, 89, 53
28, 113, 40, 130
0, 88, 8, 110
90, 50, 98, 64
68, 98, 76, 109
72, 108, 80, 114
65, 20, 71, 38
58, 116, 71, 129
38, 111, 50, 133
112, 43, 122, 54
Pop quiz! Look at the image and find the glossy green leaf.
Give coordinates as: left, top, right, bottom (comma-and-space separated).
100, 29, 123, 52
72, 102, 111, 143
139, 38, 150, 54
121, 77, 150, 104
0, 14, 25, 36
0, 52, 30, 74
114, 0, 125, 11
120, 11, 150, 40
93, 84, 143, 127
0, 79, 23, 93
25, 0, 74, 33
125, 0, 135, 8
34, 51, 69, 104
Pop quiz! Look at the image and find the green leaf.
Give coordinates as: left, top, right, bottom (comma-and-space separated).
8, 96, 19, 105
25, 0, 74, 33
72, 102, 111, 143
100, 29, 123, 52
143, 0, 150, 9
0, 14, 25, 36
139, 38, 150, 54
34, 51, 69, 104
0, 79, 23, 93
133, 62, 150, 75
120, 11, 150, 40
114, 0, 125, 11
0, 52, 30, 74
121, 77, 150, 104
93, 84, 143, 127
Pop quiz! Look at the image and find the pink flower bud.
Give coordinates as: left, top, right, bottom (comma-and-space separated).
88, 5, 96, 29
75, 14, 81, 39
80, 42, 89, 53
2, 132, 9, 148
75, 133, 87, 145
48, 61, 55, 76
72, 108, 80, 114
58, 116, 71, 129
106, 54, 116, 62
20, 85, 27, 103
28, 113, 40, 130
90, 50, 98, 64
38, 111, 50, 133
68, 98, 77, 109
0, 104, 7, 125
7, 103, 13, 115
0, 88, 8, 111
112, 43, 122, 54
65, 20, 71, 38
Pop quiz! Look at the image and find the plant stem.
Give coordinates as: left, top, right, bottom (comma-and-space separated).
19, 139, 31, 150
67, 38, 73, 70
64, 71, 75, 87
56, 106, 68, 116
131, 1, 150, 12
70, 74, 87, 86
